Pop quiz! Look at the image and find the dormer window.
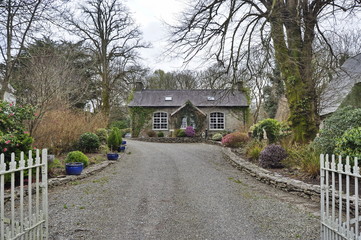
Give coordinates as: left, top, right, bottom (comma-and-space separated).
207, 96, 215, 101
165, 96, 172, 101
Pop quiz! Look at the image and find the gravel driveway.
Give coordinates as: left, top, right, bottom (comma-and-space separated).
49, 140, 320, 240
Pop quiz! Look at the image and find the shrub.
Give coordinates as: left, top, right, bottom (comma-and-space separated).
284, 144, 320, 178
157, 132, 164, 137
259, 144, 287, 168
79, 132, 100, 153
65, 151, 89, 167
212, 133, 223, 141
176, 129, 186, 137
185, 126, 195, 137
252, 118, 281, 143
245, 140, 265, 161
146, 129, 157, 137
313, 107, 361, 154
32, 107, 107, 154
95, 128, 108, 144
335, 127, 361, 159
221, 132, 249, 148
108, 127, 121, 151
110, 119, 130, 129
0, 101, 34, 160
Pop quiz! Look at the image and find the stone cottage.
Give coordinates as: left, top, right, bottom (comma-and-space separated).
128, 82, 249, 137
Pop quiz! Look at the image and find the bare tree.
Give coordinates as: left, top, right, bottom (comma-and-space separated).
12, 39, 91, 134
0, 0, 52, 100
62, 0, 148, 117
169, 0, 361, 143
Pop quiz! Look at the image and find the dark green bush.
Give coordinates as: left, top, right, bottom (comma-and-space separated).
252, 118, 281, 143
95, 128, 108, 144
259, 144, 287, 168
157, 132, 164, 137
108, 127, 121, 151
176, 129, 186, 137
335, 127, 361, 159
313, 107, 361, 154
65, 151, 89, 167
79, 132, 100, 153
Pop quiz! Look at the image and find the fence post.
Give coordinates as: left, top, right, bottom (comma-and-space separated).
320, 154, 325, 240
0, 154, 5, 240
42, 149, 49, 240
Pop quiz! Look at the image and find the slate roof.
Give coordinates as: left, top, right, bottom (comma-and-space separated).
319, 54, 361, 116
128, 89, 248, 107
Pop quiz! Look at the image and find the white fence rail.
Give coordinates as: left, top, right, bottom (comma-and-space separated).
321, 154, 361, 240
0, 149, 48, 240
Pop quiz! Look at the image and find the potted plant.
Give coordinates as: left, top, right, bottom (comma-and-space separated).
65, 151, 89, 175
107, 127, 120, 160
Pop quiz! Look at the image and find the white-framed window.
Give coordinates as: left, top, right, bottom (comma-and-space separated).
180, 116, 196, 129
153, 112, 168, 130
209, 112, 225, 130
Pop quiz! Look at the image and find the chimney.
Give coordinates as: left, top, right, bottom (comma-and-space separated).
135, 81, 144, 91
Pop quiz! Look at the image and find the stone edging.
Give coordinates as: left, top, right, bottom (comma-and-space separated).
222, 147, 321, 202
4, 156, 120, 203
48, 160, 117, 188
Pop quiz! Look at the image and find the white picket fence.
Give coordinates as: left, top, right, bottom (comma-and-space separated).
0, 149, 48, 240
321, 154, 361, 240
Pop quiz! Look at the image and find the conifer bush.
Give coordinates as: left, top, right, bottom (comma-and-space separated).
79, 132, 100, 153
108, 127, 121, 151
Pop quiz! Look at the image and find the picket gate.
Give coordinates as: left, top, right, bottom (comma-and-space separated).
0, 149, 48, 240
321, 154, 361, 240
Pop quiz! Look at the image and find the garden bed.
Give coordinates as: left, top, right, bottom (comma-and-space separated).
231, 148, 320, 186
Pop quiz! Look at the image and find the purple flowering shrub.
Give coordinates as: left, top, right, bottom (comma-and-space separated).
259, 144, 287, 168
221, 132, 249, 148
185, 126, 195, 137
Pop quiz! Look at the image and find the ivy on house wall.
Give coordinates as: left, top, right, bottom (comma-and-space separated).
172, 101, 206, 133
129, 107, 154, 137
230, 107, 251, 130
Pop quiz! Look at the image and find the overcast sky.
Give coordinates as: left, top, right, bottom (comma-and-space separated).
125, 0, 187, 72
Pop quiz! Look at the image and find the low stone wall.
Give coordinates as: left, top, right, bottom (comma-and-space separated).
4, 157, 118, 203
222, 147, 321, 202
131, 137, 222, 145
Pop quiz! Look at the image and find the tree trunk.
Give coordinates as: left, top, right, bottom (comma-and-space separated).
270, 13, 317, 143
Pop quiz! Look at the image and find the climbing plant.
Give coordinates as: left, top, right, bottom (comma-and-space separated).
129, 107, 154, 137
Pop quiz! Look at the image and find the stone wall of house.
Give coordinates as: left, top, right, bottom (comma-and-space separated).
136, 106, 247, 137
199, 107, 246, 135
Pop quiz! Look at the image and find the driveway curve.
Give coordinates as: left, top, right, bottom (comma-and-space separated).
49, 140, 319, 240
